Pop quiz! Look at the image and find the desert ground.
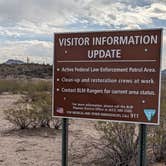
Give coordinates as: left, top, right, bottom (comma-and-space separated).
0, 94, 100, 166
0, 94, 165, 166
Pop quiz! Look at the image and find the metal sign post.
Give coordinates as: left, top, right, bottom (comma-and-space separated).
138, 124, 147, 166
62, 118, 68, 166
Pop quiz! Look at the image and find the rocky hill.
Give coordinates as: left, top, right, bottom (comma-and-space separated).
4, 59, 25, 65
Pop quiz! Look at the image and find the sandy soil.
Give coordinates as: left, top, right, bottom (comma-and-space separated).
0, 94, 99, 166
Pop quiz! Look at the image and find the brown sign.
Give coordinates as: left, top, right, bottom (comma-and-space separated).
53, 29, 162, 124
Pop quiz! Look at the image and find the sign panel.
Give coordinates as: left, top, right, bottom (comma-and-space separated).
53, 29, 162, 124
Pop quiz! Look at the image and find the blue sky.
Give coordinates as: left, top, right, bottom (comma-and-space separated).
0, 0, 166, 68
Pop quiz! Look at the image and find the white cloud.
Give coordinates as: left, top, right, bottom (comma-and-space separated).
0, 0, 165, 66
0, 0, 84, 26
0, 0, 164, 30
78, 2, 166, 28
0, 0, 165, 32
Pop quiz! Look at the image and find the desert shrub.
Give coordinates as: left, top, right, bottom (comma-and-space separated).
0, 79, 51, 94
28, 92, 61, 129
0, 80, 21, 94
146, 81, 166, 164
20, 91, 51, 128
4, 104, 35, 129
149, 122, 166, 163
33, 99, 52, 128
94, 122, 138, 166
21, 80, 51, 93
50, 118, 62, 129
148, 104, 166, 163
4, 92, 61, 130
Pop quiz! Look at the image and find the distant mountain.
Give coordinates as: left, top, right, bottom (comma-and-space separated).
4, 59, 25, 65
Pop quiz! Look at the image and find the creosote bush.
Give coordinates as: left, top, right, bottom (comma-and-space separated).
5, 104, 35, 129
4, 90, 61, 130
148, 102, 166, 164
147, 81, 166, 164
94, 122, 139, 166
149, 122, 166, 163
